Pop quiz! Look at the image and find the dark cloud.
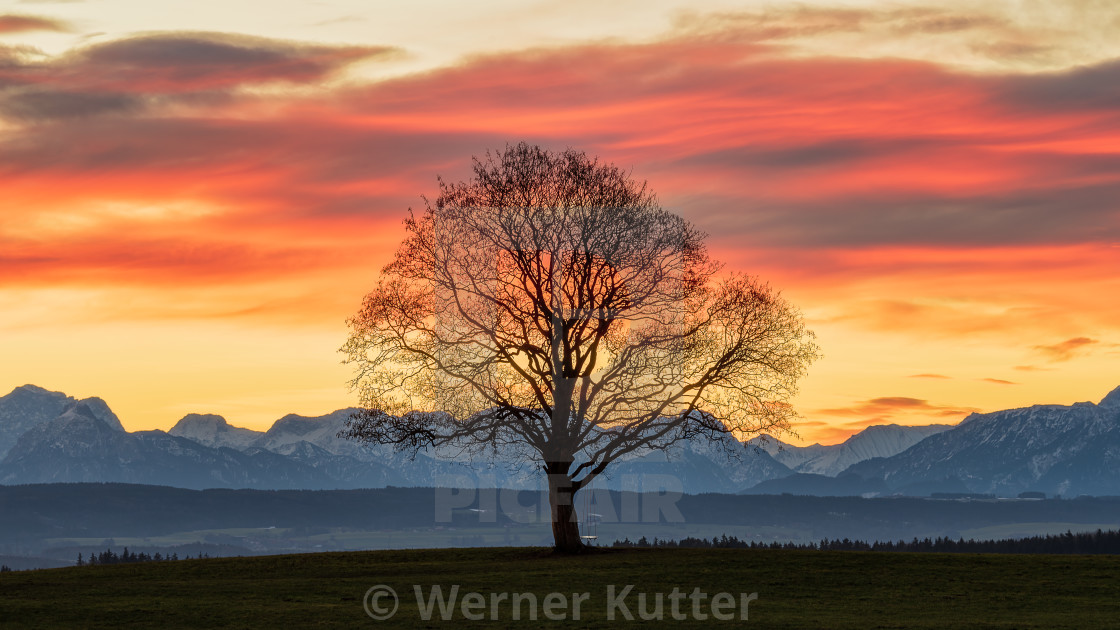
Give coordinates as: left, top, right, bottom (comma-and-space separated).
910, 373, 951, 379
0, 89, 140, 120
680, 180, 1120, 247
681, 138, 940, 171
998, 59, 1120, 112
980, 378, 1017, 385
0, 32, 395, 121
74, 33, 388, 89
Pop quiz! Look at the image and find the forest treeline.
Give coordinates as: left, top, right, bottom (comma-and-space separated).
76, 548, 202, 566
613, 529, 1120, 554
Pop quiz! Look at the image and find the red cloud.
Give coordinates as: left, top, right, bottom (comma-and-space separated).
2, 28, 1119, 333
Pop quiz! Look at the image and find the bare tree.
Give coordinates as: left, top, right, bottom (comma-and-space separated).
341, 143, 819, 552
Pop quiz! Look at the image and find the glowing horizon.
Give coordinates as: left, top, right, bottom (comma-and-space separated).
2, 1, 1118, 446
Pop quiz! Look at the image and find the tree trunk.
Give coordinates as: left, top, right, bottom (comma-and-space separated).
546, 462, 585, 554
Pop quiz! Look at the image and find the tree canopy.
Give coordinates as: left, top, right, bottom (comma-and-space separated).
341, 142, 819, 551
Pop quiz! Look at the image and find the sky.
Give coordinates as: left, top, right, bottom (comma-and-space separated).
1, 0, 1118, 445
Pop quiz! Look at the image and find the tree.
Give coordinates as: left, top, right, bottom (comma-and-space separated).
341, 142, 818, 552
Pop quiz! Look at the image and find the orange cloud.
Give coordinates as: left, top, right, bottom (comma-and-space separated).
816, 397, 978, 429
0, 14, 68, 34
1, 29, 1118, 337
1033, 337, 1099, 362
0, 0, 1116, 452
2, 24, 1119, 441
822, 396, 975, 415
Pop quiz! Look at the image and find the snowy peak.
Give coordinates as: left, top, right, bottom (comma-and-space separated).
72, 397, 126, 432
745, 435, 831, 469
843, 397, 1120, 496
255, 409, 360, 456
793, 424, 952, 477
745, 424, 952, 477
1, 400, 129, 472
0, 385, 78, 459
11, 384, 65, 397
169, 413, 262, 450
842, 423, 951, 457
1100, 385, 1120, 410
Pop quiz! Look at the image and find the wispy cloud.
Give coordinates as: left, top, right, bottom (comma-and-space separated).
0, 32, 396, 121
671, 2, 1120, 73
2, 28, 1118, 329
1033, 337, 1099, 362
0, 14, 69, 34
817, 397, 979, 425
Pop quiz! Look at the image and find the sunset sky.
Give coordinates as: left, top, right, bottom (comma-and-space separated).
2, 0, 1118, 445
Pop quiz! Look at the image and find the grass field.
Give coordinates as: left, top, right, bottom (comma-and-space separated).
3, 547, 1119, 628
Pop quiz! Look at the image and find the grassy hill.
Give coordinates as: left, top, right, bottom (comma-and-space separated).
3, 547, 1120, 628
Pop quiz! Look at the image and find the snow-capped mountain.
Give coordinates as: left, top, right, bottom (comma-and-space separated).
747, 424, 951, 477
1102, 385, 1120, 410
794, 424, 952, 476
168, 413, 262, 449
745, 435, 832, 469
6, 384, 1120, 497
0, 385, 124, 459
0, 389, 794, 492
600, 437, 793, 494
844, 386, 1120, 497
244, 409, 506, 487
0, 401, 335, 489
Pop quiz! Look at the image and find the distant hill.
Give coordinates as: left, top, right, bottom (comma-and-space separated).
5, 483, 1120, 552
742, 472, 890, 497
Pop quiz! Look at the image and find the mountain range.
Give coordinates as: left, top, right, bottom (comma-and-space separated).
2, 384, 1119, 496
841, 385, 1120, 497
748, 423, 953, 477
750, 385, 1120, 497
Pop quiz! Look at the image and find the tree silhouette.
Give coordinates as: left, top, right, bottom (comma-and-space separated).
341, 143, 818, 552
